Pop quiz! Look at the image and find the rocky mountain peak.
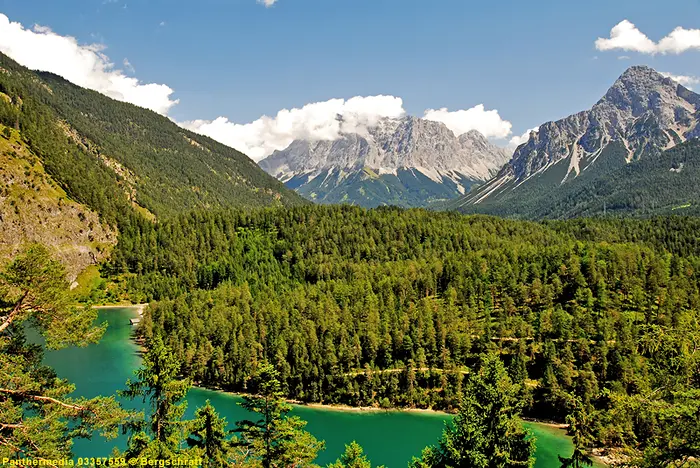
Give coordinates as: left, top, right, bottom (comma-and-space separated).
493, 65, 700, 186
258, 115, 512, 207
597, 66, 697, 126
260, 116, 511, 183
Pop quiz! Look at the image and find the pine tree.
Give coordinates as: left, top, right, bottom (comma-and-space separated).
327, 441, 384, 468
120, 336, 191, 459
235, 363, 324, 468
410, 353, 535, 468
0, 245, 131, 459
187, 400, 232, 467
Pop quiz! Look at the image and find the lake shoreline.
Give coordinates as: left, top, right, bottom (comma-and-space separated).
94, 303, 148, 315
106, 304, 609, 466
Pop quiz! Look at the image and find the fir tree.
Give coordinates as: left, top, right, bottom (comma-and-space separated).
327, 441, 384, 468
235, 363, 324, 468
410, 353, 535, 468
120, 336, 191, 459
558, 397, 593, 468
187, 400, 232, 467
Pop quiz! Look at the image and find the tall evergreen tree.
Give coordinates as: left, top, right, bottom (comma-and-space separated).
558, 397, 593, 468
235, 363, 324, 468
0, 245, 130, 459
187, 400, 232, 467
410, 353, 535, 468
121, 336, 191, 459
327, 441, 384, 468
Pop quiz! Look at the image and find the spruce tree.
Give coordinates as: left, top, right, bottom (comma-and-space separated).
121, 336, 191, 459
187, 400, 231, 467
558, 398, 593, 468
235, 363, 324, 467
410, 353, 535, 468
327, 441, 384, 468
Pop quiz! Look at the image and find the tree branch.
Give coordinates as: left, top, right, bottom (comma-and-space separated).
0, 290, 29, 334
0, 423, 23, 430
0, 387, 88, 412
0, 436, 59, 467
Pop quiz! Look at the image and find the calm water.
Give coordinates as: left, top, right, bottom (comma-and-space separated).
43, 307, 593, 467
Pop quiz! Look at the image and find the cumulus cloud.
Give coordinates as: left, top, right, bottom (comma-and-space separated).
596, 20, 700, 55
0, 13, 178, 114
422, 105, 512, 139
660, 71, 700, 90
595, 20, 657, 54
257, 0, 278, 7
185, 100, 517, 161
182, 96, 406, 161
0, 13, 515, 162
508, 127, 539, 150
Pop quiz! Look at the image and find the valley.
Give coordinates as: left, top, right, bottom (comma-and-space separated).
1, 9, 699, 468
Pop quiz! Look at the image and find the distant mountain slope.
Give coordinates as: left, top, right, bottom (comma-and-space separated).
0, 51, 305, 225
445, 138, 700, 218
447, 66, 700, 218
0, 124, 116, 280
259, 116, 510, 208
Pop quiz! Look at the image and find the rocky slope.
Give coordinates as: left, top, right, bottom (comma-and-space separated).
0, 50, 306, 281
448, 65, 700, 215
0, 51, 305, 223
259, 116, 510, 208
0, 125, 116, 281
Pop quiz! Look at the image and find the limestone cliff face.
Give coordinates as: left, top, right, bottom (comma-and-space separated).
0, 126, 116, 281
502, 66, 698, 184
457, 66, 700, 206
259, 116, 510, 207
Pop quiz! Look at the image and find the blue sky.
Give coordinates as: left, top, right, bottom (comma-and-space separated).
1, 0, 699, 159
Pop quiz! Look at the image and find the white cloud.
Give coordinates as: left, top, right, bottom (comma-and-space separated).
0, 14, 177, 114
185, 100, 516, 161
182, 95, 407, 161
617, 55, 631, 60
596, 20, 700, 55
595, 20, 657, 54
0, 13, 515, 162
659, 71, 700, 90
508, 127, 539, 150
257, 0, 278, 7
422, 105, 512, 139
657, 27, 700, 54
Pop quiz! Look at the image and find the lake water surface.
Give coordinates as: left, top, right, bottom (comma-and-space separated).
44, 307, 598, 467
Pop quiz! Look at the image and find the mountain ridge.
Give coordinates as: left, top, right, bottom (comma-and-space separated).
259, 115, 511, 208
446, 65, 700, 216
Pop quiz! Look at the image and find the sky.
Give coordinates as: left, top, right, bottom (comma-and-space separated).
1, 0, 699, 160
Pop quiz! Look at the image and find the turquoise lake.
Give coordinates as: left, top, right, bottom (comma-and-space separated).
43, 307, 600, 467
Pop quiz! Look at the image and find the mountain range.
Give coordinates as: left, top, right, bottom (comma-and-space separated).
445, 66, 700, 218
259, 116, 510, 208
4, 48, 700, 279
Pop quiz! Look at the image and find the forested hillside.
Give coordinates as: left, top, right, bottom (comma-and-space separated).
0, 51, 305, 228
103, 205, 700, 461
